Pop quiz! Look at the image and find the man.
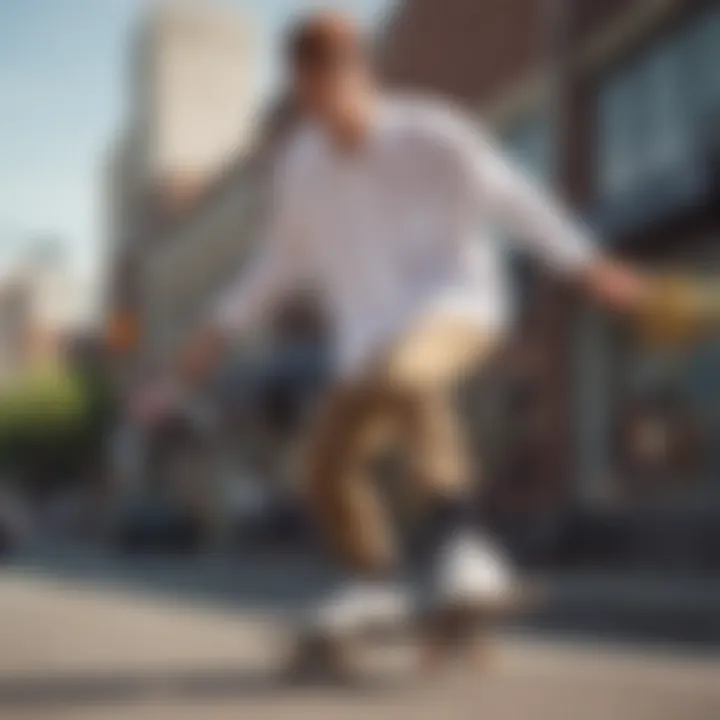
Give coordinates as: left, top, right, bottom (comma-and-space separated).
139, 12, 646, 672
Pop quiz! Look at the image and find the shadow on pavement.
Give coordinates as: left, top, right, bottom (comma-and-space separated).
0, 664, 402, 711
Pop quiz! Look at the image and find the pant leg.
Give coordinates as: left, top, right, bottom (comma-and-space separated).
302, 317, 498, 576
383, 316, 498, 394
408, 389, 469, 500
302, 382, 409, 576
381, 316, 499, 502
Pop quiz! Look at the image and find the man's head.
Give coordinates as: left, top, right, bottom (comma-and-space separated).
285, 12, 375, 139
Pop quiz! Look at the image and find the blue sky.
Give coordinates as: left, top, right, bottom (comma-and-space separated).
0, 0, 390, 292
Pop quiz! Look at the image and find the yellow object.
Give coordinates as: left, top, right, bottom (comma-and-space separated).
635, 275, 720, 349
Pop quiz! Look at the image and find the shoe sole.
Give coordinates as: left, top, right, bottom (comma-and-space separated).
289, 582, 542, 645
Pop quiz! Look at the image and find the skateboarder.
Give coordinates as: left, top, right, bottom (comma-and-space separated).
136, 11, 647, 674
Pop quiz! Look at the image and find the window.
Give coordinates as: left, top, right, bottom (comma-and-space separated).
686, 4, 720, 135
598, 71, 640, 197
597, 6, 720, 199
636, 34, 690, 178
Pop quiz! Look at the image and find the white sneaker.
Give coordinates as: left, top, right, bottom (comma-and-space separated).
433, 532, 516, 612
304, 580, 411, 637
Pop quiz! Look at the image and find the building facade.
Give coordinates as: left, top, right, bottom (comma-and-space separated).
0, 254, 89, 379
103, 4, 306, 544
106, 2, 257, 384
567, 0, 720, 514
0, 279, 32, 379
381, 0, 720, 552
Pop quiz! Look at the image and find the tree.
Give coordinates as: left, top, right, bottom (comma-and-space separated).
0, 365, 116, 494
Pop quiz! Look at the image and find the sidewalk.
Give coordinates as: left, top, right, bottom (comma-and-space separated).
5, 545, 720, 649
2, 565, 718, 720
524, 572, 720, 647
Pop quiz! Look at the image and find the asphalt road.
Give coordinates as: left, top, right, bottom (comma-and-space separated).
1, 558, 719, 720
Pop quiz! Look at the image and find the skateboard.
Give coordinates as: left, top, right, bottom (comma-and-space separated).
283, 582, 538, 682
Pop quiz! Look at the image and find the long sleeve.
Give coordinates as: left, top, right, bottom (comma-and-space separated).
210, 143, 308, 335
437, 110, 599, 273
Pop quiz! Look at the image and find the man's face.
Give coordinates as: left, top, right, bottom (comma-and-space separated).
294, 51, 370, 125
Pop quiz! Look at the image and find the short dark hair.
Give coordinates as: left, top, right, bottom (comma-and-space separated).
285, 11, 364, 73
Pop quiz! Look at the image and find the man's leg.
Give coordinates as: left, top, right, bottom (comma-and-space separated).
304, 382, 402, 577
294, 381, 415, 679
381, 316, 515, 665
304, 315, 496, 576
382, 314, 496, 514
293, 317, 512, 675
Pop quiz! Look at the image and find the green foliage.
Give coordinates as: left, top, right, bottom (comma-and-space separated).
0, 366, 117, 488
0, 369, 87, 432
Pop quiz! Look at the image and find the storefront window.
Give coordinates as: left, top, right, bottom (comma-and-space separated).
636, 34, 690, 178
687, 4, 720, 128
598, 72, 640, 198
608, 319, 720, 504
576, 267, 720, 508
597, 5, 720, 199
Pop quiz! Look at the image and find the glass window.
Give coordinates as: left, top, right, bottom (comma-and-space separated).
598, 71, 640, 198
596, 5, 720, 197
636, 35, 690, 177
685, 4, 720, 135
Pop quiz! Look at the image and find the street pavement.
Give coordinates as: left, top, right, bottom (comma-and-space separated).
1, 556, 719, 720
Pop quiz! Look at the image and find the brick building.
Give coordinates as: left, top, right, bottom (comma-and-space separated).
381, 0, 720, 557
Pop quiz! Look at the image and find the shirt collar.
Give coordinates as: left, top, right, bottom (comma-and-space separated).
310, 95, 397, 159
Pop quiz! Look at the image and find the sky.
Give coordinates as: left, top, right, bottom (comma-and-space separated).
0, 0, 391, 315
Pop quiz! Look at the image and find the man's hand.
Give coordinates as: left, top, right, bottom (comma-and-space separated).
127, 325, 226, 429
583, 259, 649, 313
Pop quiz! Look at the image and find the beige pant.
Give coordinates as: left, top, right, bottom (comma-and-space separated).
303, 315, 498, 576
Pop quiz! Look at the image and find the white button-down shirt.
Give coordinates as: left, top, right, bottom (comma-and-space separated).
213, 96, 597, 378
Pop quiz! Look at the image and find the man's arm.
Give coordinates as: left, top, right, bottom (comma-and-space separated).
177, 142, 309, 386
436, 108, 646, 310
211, 227, 301, 336
177, 233, 301, 385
